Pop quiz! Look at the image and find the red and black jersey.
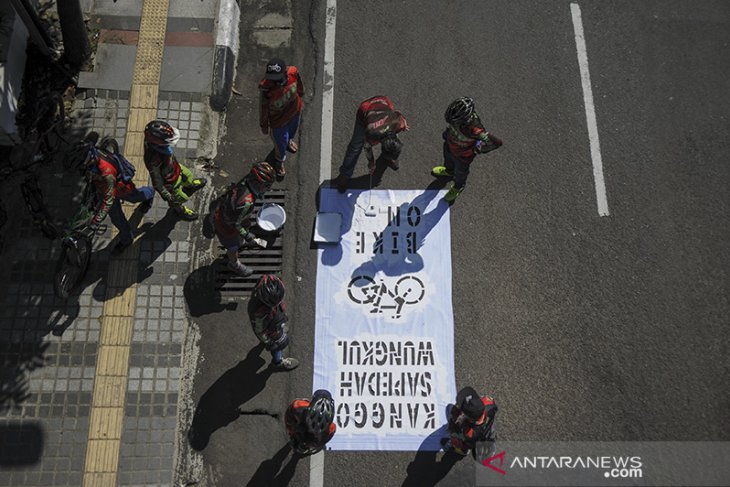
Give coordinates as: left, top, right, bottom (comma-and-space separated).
259, 66, 304, 129
448, 396, 497, 445
444, 113, 490, 160
88, 154, 134, 225
143, 145, 182, 185
213, 182, 256, 238
285, 399, 337, 448
357, 95, 408, 145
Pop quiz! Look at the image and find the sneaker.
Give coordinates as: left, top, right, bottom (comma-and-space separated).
175, 206, 199, 221
444, 185, 464, 203
185, 178, 207, 196
227, 260, 253, 277
431, 166, 454, 178
334, 174, 348, 193
276, 163, 286, 177
111, 240, 132, 256
440, 438, 467, 456
138, 198, 153, 214
287, 140, 298, 154
272, 357, 299, 371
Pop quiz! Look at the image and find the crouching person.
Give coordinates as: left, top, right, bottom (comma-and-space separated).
442, 386, 498, 458
286, 389, 336, 455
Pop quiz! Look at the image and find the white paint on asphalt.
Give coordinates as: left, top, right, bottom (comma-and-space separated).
312, 1, 337, 486
319, 0, 337, 183
310, 449, 325, 487
571, 3, 610, 217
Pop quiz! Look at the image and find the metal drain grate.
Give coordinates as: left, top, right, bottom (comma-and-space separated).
215, 189, 286, 295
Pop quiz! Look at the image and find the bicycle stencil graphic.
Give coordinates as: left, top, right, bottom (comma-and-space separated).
347, 275, 426, 319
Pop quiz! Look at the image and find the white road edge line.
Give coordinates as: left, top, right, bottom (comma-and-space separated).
571, 3, 610, 217
312, 0, 337, 486
319, 0, 337, 183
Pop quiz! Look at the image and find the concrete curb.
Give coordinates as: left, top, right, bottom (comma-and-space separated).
210, 0, 241, 112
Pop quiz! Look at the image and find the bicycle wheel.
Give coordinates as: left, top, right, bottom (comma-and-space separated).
395, 276, 425, 304
20, 177, 59, 240
347, 275, 377, 304
54, 248, 79, 299
53, 236, 91, 299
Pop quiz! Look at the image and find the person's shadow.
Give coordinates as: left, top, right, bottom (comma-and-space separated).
349, 180, 450, 282
187, 344, 272, 451
184, 261, 237, 317
91, 208, 178, 300
316, 176, 450, 269
401, 425, 465, 487
246, 442, 301, 487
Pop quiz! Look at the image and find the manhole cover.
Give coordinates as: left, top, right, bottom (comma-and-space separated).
215, 189, 285, 295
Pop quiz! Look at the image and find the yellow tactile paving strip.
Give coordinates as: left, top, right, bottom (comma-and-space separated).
82, 1, 171, 485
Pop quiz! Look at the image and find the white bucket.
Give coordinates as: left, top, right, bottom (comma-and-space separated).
256, 203, 286, 233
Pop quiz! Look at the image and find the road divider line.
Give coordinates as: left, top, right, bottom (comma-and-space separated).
319, 0, 337, 184
313, 0, 337, 486
571, 3, 610, 217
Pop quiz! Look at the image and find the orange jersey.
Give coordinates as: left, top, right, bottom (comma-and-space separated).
259, 67, 304, 129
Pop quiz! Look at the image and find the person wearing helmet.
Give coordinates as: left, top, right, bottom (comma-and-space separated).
211, 162, 275, 277
441, 386, 498, 457
259, 58, 304, 178
285, 389, 337, 455
83, 132, 155, 254
334, 95, 409, 193
432, 97, 503, 203
247, 274, 299, 370
143, 120, 207, 220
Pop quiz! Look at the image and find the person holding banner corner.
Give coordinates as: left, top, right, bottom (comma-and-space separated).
441, 386, 498, 458
285, 389, 337, 455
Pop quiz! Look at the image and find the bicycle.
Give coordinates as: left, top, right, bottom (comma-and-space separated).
52, 133, 119, 299
347, 274, 425, 318
0, 92, 69, 247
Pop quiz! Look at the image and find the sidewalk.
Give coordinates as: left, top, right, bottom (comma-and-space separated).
0, 1, 234, 485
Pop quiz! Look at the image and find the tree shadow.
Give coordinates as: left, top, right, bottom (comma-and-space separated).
0, 342, 48, 413
246, 442, 301, 487
402, 425, 465, 487
187, 344, 272, 451
183, 261, 238, 317
0, 421, 44, 467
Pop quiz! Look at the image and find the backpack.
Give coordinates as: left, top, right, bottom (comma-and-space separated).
107, 152, 136, 183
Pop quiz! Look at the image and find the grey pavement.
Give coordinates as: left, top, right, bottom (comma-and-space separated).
0, 3, 221, 487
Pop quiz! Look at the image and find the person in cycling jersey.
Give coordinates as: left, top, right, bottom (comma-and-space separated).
143, 120, 207, 220
432, 97, 503, 203
441, 386, 498, 457
334, 95, 408, 193
259, 58, 304, 178
83, 132, 155, 255
286, 389, 336, 455
247, 274, 299, 371
211, 162, 275, 277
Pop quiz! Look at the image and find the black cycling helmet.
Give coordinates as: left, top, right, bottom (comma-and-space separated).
306, 389, 335, 438
144, 120, 180, 146
380, 133, 403, 162
456, 386, 485, 421
444, 97, 475, 126
254, 274, 285, 307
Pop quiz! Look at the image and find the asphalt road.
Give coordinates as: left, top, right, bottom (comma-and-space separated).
181, 1, 729, 486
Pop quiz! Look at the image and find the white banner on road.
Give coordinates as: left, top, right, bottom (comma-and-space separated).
314, 188, 456, 451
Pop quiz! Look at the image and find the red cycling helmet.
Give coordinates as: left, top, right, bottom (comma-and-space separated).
144, 120, 180, 146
